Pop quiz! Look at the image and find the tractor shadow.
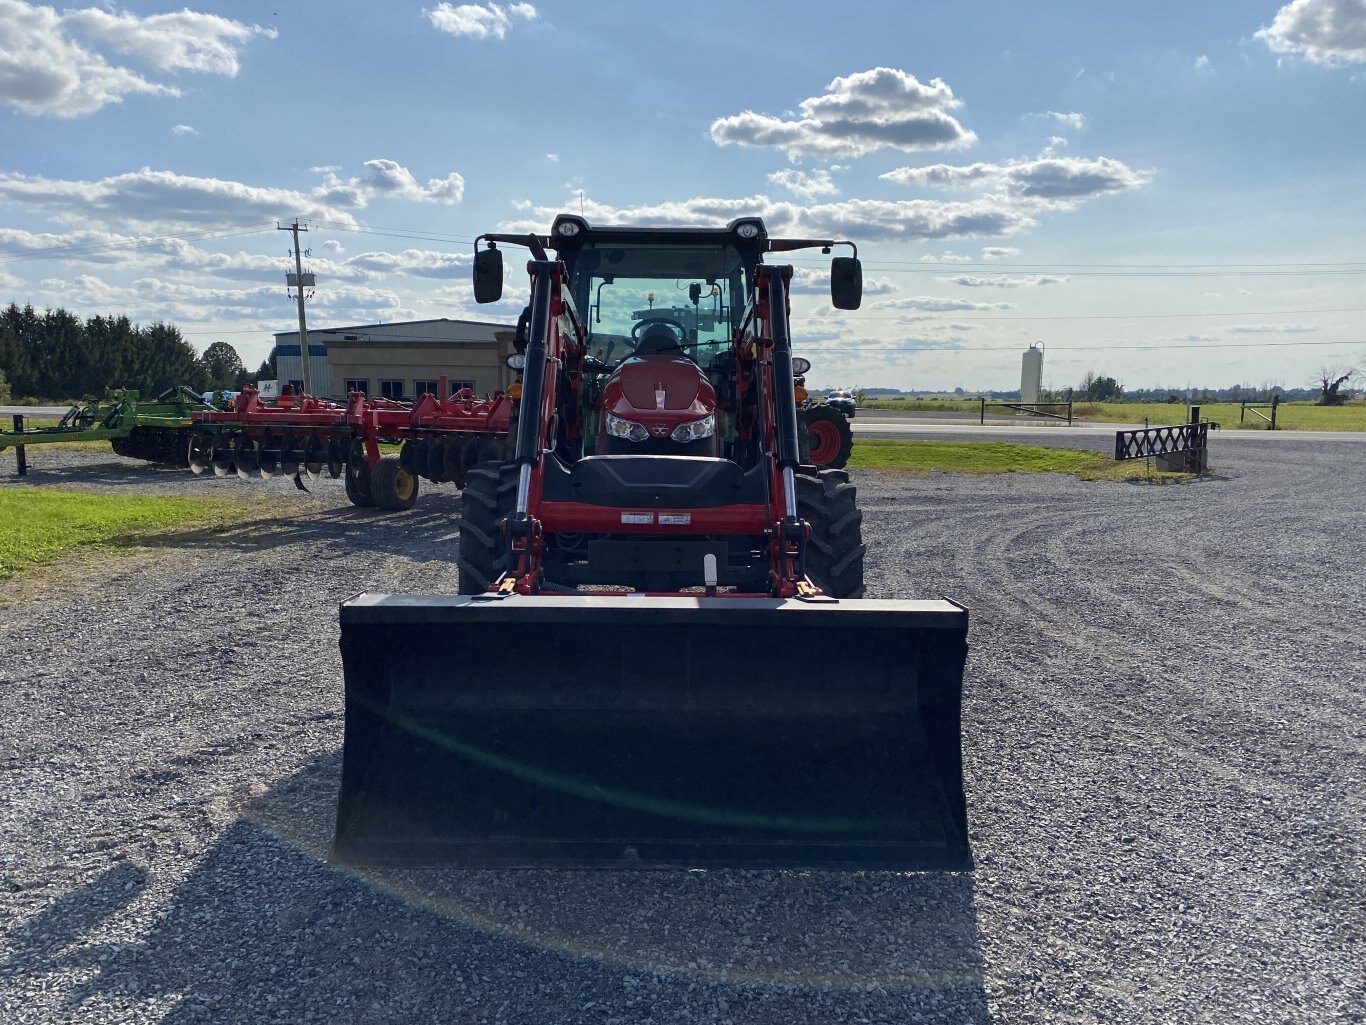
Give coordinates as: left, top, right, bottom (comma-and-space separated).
29, 752, 994, 1024
111, 494, 469, 558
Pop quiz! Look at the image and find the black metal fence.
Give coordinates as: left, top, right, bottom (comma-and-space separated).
1115, 405, 1209, 470
1114, 421, 1208, 460
979, 399, 1074, 425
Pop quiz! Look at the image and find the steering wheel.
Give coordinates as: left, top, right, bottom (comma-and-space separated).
630, 317, 690, 354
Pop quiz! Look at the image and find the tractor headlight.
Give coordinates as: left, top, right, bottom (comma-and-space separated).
670, 413, 715, 444
606, 412, 650, 443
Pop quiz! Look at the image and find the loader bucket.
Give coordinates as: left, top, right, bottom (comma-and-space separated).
333, 594, 971, 871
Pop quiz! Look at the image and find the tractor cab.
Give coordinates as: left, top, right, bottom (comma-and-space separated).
571, 235, 743, 457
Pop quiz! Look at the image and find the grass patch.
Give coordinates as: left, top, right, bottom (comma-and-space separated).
0, 488, 247, 578
1079, 401, 1366, 431
848, 438, 1187, 482
860, 397, 1366, 431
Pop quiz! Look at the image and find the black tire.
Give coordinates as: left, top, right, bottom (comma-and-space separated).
458, 461, 518, 594
370, 453, 419, 511
796, 468, 865, 598
801, 404, 854, 469
344, 441, 374, 507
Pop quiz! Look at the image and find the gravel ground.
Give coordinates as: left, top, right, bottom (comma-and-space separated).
1, 439, 1362, 1024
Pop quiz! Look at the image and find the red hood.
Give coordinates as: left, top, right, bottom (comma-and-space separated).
604, 356, 715, 422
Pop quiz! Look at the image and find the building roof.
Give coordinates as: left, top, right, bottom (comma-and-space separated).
274, 316, 514, 342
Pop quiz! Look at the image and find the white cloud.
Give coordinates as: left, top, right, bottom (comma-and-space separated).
344, 248, 472, 279
171, 123, 197, 136
1038, 110, 1087, 131
1222, 323, 1319, 333
504, 192, 1034, 243
870, 296, 1015, 312
1194, 54, 1213, 72
881, 155, 1150, 205
982, 246, 1019, 259
426, 2, 537, 40
787, 265, 894, 295
358, 159, 464, 204
945, 274, 1068, 287
1256, 0, 1366, 65
920, 251, 972, 263
0, 1, 272, 118
767, 168, 839, 199
710, 67, 977, 159
545, 153, 558, 163
59, 6, 274, 75
0, 167, 362, 232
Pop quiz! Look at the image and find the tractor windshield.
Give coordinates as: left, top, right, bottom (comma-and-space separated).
571, 243, 747, 371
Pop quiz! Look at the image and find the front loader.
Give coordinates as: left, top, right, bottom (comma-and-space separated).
334, 215, 971, 870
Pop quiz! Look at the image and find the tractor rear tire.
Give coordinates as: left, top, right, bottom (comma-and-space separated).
796, 468, 865, 598
458, 461, 518, 594
371, 453, 419, 511
801, 404, 853, 469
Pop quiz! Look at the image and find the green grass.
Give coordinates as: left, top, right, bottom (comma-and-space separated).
848, 438, 1185, 482
0, 488, 246, 578
1080, 401, 1366, 431
859, 397, 1366, 430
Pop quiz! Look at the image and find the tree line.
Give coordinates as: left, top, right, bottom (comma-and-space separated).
0, 304, 251, 402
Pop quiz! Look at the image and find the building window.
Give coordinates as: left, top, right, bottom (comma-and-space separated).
344, 379, 369, 395
450, 379, 477, 394
414, 380, 439, 397
379, 379, 405, 400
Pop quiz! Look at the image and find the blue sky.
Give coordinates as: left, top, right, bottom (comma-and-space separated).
1, 0, 1363, 392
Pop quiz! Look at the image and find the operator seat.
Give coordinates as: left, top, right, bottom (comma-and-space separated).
633, 321, 688, 357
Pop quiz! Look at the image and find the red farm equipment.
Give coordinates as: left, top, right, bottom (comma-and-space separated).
333, 216, 971, 870
187, 381, 512, 510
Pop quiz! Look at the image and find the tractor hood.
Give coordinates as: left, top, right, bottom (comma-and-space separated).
604, 356, 715, 422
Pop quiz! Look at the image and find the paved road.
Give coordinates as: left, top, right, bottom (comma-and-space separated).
0, 405, 72, 419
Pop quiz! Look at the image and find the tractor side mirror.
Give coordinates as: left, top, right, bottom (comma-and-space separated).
830, 257, 862, 310
473, 246, 504, 304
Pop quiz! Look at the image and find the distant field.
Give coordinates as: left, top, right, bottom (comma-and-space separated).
848, 438, 1186, 482
0, 489, 245, 579
858, 397, 1366, 431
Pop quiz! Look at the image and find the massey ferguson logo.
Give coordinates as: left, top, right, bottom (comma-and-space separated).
650, 423, 669, 436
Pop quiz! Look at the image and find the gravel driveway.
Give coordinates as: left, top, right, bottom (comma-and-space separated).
1, 440, 1362, 1024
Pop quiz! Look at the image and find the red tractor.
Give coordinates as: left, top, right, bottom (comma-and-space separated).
335, 216, 970, 871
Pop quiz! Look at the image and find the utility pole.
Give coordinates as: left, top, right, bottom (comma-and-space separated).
279, 219, 315, 396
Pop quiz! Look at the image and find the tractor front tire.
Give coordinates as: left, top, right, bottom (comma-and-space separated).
801, 404, 854, 469
458, 461, 518, 593
796, 468, 865, 598
371, 453, 419, 511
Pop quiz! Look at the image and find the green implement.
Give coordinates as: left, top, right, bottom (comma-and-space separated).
0, 387, 217, 467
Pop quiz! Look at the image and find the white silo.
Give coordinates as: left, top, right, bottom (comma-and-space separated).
1021, 342, 1044, 404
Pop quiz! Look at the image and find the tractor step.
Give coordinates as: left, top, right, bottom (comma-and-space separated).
334, 593, 970, 871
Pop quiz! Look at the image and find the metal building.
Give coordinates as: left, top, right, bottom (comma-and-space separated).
273, 318, 518, 400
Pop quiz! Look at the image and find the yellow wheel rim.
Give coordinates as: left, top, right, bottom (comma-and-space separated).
395, 468, 415, 501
